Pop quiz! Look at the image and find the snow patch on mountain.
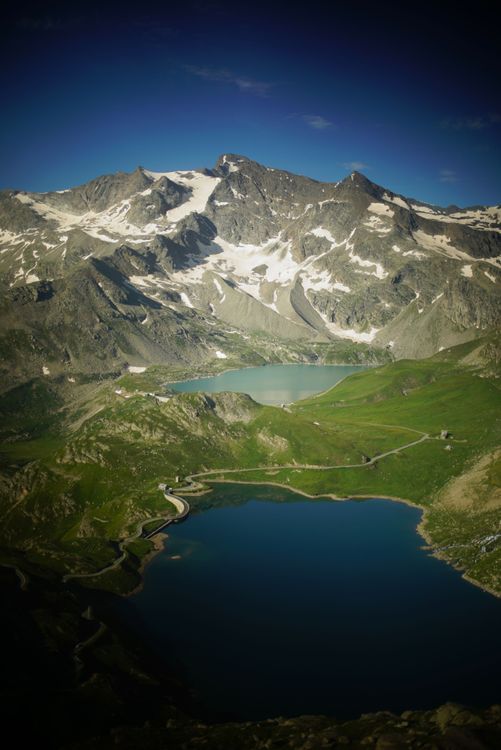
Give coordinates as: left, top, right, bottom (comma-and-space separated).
0, 230, 26, 246
84, 229, 119, 243
413, 230, 469, 260
301, 269, 350, 294
159, 171, 220, 223
12, 170, 220, 243
309, 226, 338, 242
363, 214, 392, 234
319, 314, 380, 343
413, 230, 501, 267
411, 203, 501, 232
368, 202, 395, 217
383, 193, 409, 209
431, 292, 444, 304
349, 248, 388, 279
213, 277, 226, 301
461, 264, 473, 278
402, 249, 426, 259
300, 269, 333, 293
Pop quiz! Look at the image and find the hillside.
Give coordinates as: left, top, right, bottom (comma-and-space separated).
1, 335, 499, 597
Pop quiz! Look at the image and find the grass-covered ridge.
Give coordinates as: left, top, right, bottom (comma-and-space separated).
0, 334, 499, 595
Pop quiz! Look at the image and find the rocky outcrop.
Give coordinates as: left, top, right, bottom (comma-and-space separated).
71, 703, 501, 749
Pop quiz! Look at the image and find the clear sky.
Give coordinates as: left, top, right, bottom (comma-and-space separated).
1, 0, 500, 207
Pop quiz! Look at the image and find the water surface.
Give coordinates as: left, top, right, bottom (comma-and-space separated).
168, 363, 363, 404
120, 485, 501, 721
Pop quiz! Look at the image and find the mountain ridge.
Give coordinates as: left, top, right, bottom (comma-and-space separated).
0, 153, 499, 385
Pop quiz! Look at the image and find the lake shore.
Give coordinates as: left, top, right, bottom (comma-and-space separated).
126, 532, 169, 597
169, 478, 501, 602
122, 485, 501, 722
162, 361, 369, 387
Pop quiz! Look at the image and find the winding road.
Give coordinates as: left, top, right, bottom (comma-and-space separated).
63, 492, 190, 583
144, 494, 189, 538
63, 425, 435, 582
178, 427, 432, 492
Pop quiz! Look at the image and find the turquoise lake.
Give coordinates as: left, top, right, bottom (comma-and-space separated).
120, 485, 501, 722
167, 363, 364, 404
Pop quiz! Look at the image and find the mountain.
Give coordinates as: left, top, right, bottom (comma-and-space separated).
0, 154, 499, 384
1, 155, 500, 749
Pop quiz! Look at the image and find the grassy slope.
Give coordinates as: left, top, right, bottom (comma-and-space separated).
0, 335, 499, 595
199, 337, 501, 594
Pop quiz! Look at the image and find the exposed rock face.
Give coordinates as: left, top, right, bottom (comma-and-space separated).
0, 154, 499, 380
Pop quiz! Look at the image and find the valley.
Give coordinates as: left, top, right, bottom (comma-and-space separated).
1, 335, 499, 599
0, 156, 500, 749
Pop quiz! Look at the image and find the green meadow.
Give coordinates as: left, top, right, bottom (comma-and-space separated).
0, 334, 499, 595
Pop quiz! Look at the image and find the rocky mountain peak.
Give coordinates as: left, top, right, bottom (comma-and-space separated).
339, 170, 380, 196
214, 153, 255, 175
0, 154, 499, 381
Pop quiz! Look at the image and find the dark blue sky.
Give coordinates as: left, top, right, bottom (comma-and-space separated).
1, 1, 500, 207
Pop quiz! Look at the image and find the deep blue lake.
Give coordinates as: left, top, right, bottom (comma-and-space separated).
119, 484, 501, 721
167, 363, 363, 404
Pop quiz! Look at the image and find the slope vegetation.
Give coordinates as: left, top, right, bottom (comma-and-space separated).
0, 335, 499, 595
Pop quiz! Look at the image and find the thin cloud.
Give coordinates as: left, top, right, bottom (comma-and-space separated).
439, 169, 458, 184
441, 114, 501, 131
184, 65, 273, 97
302, 114, 333, 130
342, 161, 369, 171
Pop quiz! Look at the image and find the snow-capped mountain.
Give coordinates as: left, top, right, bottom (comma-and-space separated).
0, 153, 500, 381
